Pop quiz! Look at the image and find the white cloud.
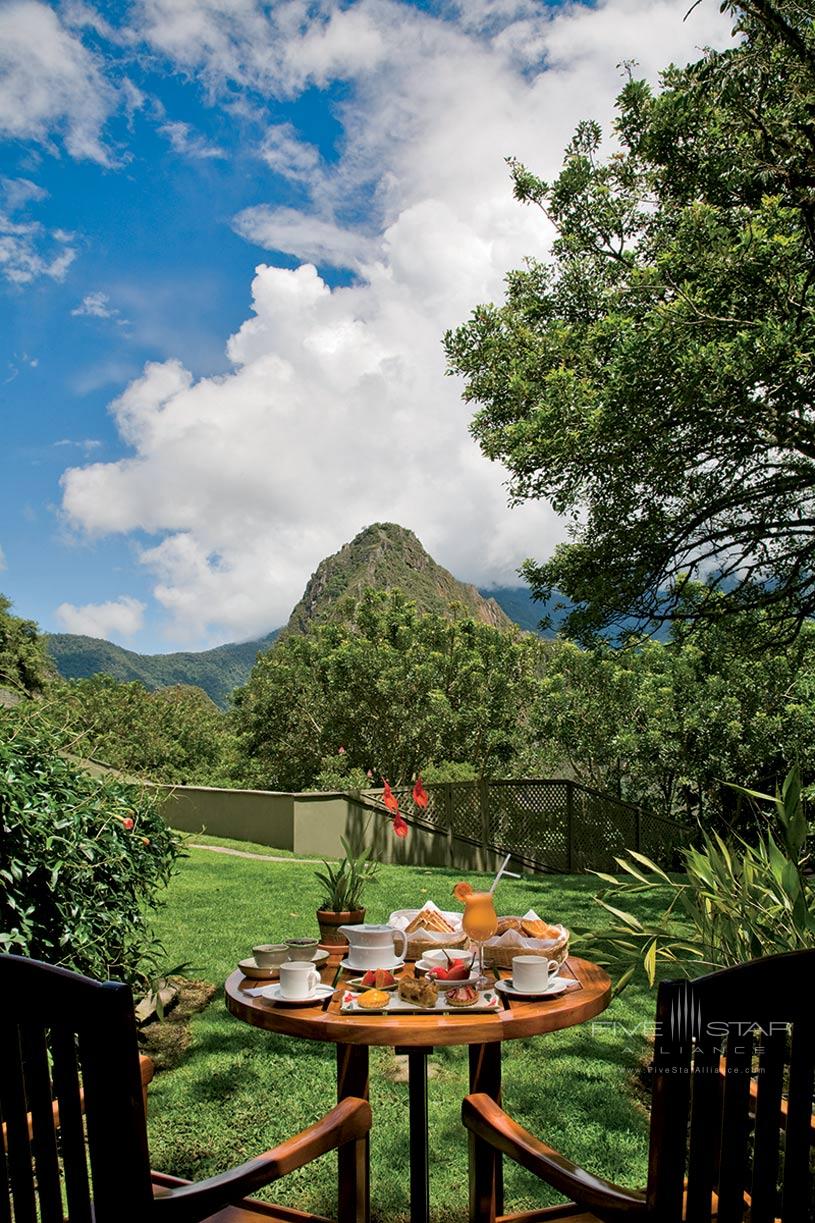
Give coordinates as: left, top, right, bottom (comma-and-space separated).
71, 291, 128, 323
0, 213, 76, 285
234, 206, 377, 269
0, 0, 115, 163
63, 0, 733, 644
1, 177, 47, 212
55, 595, 146, 640
258, 123, 324, 186
159, 119, 226, 160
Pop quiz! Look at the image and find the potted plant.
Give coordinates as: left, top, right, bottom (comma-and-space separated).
314, 836, 379, 948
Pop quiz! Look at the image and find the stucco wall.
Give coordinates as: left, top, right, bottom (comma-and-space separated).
157, 784, 515, 873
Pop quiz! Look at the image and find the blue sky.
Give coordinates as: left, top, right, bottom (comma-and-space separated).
0, 0, 730, 652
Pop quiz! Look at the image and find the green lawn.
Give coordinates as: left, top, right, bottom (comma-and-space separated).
147, 840, 667, 1223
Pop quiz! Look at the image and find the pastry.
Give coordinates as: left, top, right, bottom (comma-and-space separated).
521, 919, 560, 940
398, 975, 439, 1008
446, 984, 479, 1008
404, 908, 453, 935
496, 917, 523, 935
356, 989, 390, 1009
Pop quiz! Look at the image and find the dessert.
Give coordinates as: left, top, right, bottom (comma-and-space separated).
357, 989, 390, 1010
404, 908, 454, 935
521, 919, 561, 940
446, 984, 479, 1008
428, 957, 469, 982
398, 975, 439, 1009
360, 969, 397, 989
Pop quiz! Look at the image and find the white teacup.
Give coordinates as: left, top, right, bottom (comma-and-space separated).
512, 955, 560, 994
279, 960, 320, 1000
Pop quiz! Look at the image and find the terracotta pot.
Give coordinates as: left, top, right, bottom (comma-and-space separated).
316, 907, 365, 949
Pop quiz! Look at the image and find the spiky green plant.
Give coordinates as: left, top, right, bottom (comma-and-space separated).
577, 768, 814, 991
314, 836, 379, 912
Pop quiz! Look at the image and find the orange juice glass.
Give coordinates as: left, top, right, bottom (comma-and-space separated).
461, 890, 497, 985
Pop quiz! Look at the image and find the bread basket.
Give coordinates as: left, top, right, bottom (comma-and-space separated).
389, 906, 468, 962
481, 920, 570, 970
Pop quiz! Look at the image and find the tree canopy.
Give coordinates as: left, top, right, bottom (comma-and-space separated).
445, 1, 815, 642
0, 594, 52, 695
232, 588, 541, 790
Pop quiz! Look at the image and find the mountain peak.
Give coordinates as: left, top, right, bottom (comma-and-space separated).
286, 522, 513, 634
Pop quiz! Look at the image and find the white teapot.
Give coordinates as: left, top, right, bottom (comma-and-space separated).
339, 923, 408, 969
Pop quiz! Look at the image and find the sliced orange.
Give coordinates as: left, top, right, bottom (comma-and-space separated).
452, 881, 474, 901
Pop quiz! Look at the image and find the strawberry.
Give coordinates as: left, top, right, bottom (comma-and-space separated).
361, 970, 377, 987
429, 966, 450, 980
375, 969, 396, 988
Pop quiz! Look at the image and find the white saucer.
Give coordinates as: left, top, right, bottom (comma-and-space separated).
258, 983, 334, 1006
495, 977, 569, 1000
340, 957, 405, 975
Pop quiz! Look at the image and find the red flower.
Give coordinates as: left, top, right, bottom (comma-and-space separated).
392, 812, 409, 838
338, 745, 346, 755
382, 779, 399, 814
412, 775, 429, 811
122, 817, 134, 831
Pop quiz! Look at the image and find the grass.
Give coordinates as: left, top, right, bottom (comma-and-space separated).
147, 839, 669, 1222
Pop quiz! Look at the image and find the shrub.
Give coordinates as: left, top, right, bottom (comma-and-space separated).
580, 767, 814, 990
0, 705, 183, 988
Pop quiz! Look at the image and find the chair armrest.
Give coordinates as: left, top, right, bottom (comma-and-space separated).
152, 1096, 371, 1223
463, 1095, 647, 1220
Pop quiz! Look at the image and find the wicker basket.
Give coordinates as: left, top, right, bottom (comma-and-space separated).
406, 929, 468, 962
482, 923, 569, 971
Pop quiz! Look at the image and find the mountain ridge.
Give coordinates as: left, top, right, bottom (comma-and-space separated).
45, 523, 546, 704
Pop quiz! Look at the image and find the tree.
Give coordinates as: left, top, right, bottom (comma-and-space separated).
527, 595, 815, 826
445, 1, 815, 643
233, 589, 541, 790
0, 594, 52, 695
46, 675, 235, 785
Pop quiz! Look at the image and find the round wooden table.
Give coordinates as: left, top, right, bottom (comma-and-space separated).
225, 957, 611, 1223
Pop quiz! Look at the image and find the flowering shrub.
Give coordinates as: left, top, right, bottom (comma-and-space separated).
0, 705, 183, 988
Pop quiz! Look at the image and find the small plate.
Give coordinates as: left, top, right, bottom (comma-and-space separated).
239, 957, 280, 980
258, 983, 334, 1006
494, 977, 569, 1000
340, 957, 405, 975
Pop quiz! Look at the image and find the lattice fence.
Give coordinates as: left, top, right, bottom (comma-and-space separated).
383, 779, 687, 873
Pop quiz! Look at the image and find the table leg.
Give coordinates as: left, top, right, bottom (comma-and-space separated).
469, 1043, 503, 1217
336, 1045, 370, 1223
407, 1049, 430, 1223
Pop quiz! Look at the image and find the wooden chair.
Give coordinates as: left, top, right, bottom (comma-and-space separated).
0, 954, 371, 1223
464, 950, 815, 1223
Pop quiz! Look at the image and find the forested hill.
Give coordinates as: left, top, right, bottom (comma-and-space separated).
286, 522, 513, 633
45, 631, 280, 707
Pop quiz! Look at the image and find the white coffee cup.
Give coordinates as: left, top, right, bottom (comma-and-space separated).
512, 955, 560, 993
279, 960, 320, 1000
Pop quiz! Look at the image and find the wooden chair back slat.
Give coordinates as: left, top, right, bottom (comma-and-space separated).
781, 1015, 815, 1222
50, 1027, 93, 1223
684, 1034, 725, 1223
749, 1025, 787, 1223
0, 1022, 37, 1223
715, 1030, 754, 1223
19, 1024, 63, 1223
646, 984, 691, 1223
0, 1086, 11, 1223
